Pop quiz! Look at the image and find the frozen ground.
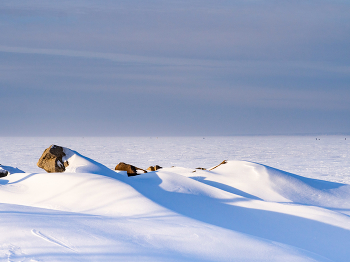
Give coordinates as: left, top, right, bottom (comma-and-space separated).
0, 136, 350, 261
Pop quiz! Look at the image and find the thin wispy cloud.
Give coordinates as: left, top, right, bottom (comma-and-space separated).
1, 45, 349, 75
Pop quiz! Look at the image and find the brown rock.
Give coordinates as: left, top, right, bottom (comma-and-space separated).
115, 162, 147, 176
147, 165, 162, 171
147, 166, 155, 171
195, 167, 206, 170
37, 145, 69, 173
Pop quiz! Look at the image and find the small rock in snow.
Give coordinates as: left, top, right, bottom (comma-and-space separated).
147, 165, 162, 171
115, 162, 147, 176
0, 165, 8, 177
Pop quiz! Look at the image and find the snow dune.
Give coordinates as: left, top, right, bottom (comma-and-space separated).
0, 148, 349, 261
188, 160, 350, 209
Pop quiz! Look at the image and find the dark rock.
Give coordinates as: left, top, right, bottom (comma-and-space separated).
37, 145, 69, 173
0, 170, 8, 178
115, 162, 147, 176
154, 165, 162, 170
0, 165, 8, 178
195, 167, 206, 170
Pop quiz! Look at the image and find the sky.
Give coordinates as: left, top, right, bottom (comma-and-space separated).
1, 0, 350, 136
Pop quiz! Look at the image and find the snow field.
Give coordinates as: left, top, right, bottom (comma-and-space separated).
0, 137, 349, 261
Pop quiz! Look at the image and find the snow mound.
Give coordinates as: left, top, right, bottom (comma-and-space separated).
188, 160, 350, 208
0, 149, 161, 217
62, 147, 116, 175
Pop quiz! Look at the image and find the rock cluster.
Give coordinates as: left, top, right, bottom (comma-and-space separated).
35, 145, 228, 177
37, 145, 69, 173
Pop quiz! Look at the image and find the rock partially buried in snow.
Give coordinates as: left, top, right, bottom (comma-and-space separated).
37, 145, 69, 173
147, 166, 155, 171
147, 165, 162, 171
0, 165, 8, 177
115, 162, 147, 176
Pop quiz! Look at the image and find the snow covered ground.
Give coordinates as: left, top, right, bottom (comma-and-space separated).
0, 136, 349, 261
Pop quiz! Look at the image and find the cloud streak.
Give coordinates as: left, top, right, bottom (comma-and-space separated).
0, 45, 349, 75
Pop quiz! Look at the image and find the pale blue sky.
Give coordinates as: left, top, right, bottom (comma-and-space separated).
1, 0, 349, 135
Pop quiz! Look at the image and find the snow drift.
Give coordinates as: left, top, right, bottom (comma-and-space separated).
0, 147, 349, 261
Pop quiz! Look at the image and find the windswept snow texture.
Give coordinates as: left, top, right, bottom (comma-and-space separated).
0, 137, 350, 261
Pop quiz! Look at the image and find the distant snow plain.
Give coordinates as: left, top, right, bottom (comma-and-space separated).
0, 136, 349, 261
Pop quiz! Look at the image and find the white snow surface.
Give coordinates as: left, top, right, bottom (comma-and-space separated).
0, 136, 350, 261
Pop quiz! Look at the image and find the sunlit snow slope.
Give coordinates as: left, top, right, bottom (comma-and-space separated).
0, 148, 349, 261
